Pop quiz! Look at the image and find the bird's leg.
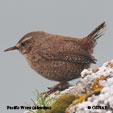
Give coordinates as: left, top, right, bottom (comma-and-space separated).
41, 81, 66, 95
48, 81, 72, 89
46, 81, 72, 94
47, 81, 66, 94
58, 81, 73, 91
47, 81, 66, 89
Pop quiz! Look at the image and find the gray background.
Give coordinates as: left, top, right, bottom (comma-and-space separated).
0, 0, 113, 113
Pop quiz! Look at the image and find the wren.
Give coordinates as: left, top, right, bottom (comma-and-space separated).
4, 22, 106, 93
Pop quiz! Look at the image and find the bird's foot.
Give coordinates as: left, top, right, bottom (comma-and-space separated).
44, 81, 72, 95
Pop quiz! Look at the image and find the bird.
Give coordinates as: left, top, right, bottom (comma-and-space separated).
4, 22, 106, 94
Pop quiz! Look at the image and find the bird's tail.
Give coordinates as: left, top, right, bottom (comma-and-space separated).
83, 22, 106, 54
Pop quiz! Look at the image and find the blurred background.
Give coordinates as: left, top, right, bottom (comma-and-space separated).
0, 0, 113, 113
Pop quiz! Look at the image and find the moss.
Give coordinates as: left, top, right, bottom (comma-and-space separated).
45, 94, 76, 113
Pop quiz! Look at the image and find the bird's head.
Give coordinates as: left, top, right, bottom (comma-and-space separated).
4, 33, 33, 55
4, 31, 49, 55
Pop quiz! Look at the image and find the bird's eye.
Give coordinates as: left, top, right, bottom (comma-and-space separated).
21, 42, 25, 46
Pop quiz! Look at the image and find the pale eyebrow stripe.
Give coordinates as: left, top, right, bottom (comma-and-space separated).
16, 36, 32, 47
21, 36, 32, 43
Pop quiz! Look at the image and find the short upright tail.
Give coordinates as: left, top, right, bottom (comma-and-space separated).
84, 22, 106, 54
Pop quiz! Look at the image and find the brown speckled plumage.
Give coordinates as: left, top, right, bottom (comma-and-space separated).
5, 22, 106, 83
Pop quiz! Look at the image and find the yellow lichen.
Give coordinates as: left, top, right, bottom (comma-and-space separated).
65, 106, 71, 113
65, 75, 106, 113
65, 89, 102, 113
72, 75, 106, 106
92, 75, 105, 91
77, 90, 80, 94
72, 95, 86, 105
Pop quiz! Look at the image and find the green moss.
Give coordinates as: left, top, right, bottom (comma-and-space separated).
45, 94, 76, 113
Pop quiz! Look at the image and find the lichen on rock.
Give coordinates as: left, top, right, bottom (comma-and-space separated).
24, 59, 113, 113
65, 59, 113, 113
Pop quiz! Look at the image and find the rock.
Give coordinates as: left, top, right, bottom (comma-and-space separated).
65, 59, 113, 113
24, 59, 113, 113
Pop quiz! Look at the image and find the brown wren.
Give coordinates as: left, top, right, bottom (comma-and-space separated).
4, 22, 106, 93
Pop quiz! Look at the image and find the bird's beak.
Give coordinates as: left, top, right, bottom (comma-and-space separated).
4, 46, 18, 52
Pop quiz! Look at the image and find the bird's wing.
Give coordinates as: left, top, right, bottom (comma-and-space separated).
37, 39, 97, 64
